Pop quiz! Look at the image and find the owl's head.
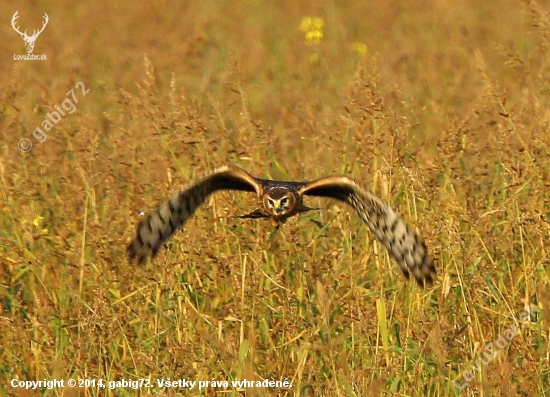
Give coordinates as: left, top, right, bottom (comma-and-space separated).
263, 188, 297, 217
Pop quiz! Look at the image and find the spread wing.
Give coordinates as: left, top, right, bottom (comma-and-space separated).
299, 176, 435, 286
128, 165, 260, 263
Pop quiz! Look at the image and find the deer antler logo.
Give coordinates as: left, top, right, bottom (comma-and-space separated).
11, 11, 49, 54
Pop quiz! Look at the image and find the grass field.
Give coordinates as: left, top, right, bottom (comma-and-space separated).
1, 0, 549, 396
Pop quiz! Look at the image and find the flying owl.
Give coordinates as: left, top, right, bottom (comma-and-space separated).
128, 165, 435, 286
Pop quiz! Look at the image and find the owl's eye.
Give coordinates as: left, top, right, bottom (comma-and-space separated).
267, 198, 275, 207
280, 197, 289, 207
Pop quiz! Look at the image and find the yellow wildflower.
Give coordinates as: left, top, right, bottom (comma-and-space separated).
306, 30, 323, 45
352, 42, 368, 57
300, 17, 313, 32
311, 17, 324, 31
309, 53, 319, 63
32, 216, 44, 227
300, 17, 325, 45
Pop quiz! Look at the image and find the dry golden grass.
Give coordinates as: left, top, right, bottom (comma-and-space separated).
1, 0, 549, 396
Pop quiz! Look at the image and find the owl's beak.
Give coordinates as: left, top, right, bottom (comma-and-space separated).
273, 202, 285, 215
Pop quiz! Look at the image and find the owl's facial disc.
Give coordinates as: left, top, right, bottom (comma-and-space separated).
266, 193, 293, 216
